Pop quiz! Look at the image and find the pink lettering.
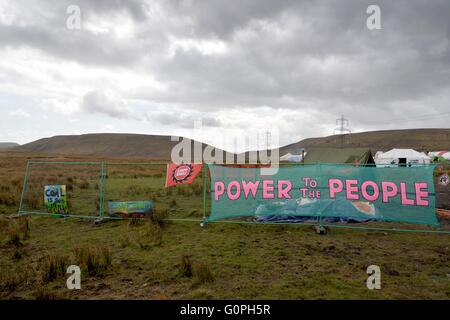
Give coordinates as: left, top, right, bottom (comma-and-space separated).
415, 182, 429, 206
400, 182, 414, 205
346, 179, 359, 200
329, 179, 343, 199
242, 181, 260, 199
278, 180, 292, 199
263, 180, 274, 199
227, 181, 241, 200
214, 182, 225, 201
382, 181, 398, 203
361, 180, 379, 202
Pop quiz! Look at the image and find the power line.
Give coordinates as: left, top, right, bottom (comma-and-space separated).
364, 110, 450, 125
334, 115, 351, 148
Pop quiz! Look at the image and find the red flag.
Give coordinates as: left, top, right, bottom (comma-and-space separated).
165, 163, 203, 187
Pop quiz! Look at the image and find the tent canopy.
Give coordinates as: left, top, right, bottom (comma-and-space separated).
379, 148, 430, 160
303, 148, 375, 165
280, 153, 293, 161
280, 152, 306, 162
375, 148, 431, 167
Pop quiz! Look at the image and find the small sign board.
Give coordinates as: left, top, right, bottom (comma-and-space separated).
108, 201, 153, 218
44, 185, 68, 214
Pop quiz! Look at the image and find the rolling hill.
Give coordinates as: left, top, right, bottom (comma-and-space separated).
13, 133, 227, 160
11, 128, 450, 159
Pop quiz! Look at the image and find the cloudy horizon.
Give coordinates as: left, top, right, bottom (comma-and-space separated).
0, 0, 449, 151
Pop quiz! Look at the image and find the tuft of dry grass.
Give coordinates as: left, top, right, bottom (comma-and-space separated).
135, 222, 163, 249
2, 217, 30, 247
151, 207, 169, 226
41, 253, 70, 283
18, 217, 30, 240
0, 270, 22, 293
73, 246, 112, 277
180, 254, 193, 278
169, 198, 177, 208
128, 218, 144, 226
194, 261, 214, 284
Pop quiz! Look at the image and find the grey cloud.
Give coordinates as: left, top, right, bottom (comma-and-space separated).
1, 0, 450, 137
82, 90, 130, 119
149, 111, 222, 128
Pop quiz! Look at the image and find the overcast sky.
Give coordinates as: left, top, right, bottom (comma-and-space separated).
0, 0, 449, 151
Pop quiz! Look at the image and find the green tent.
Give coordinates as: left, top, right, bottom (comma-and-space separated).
303, 147, 375, 165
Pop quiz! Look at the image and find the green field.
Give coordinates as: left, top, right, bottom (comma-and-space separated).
0, 152, 449, 300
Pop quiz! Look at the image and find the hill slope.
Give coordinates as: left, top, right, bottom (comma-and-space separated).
281, 128, 450, 154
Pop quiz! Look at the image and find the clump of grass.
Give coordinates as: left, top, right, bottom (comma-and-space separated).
41, 253, 70, 283
136, 222, 163, 249
128, 218, 144, 226
7, 227, 22, 247
180, 255, 193, 278
4, 218, 29, 247
190, 183, 203, 196
194, 261, 214, 284
12, 248, 24, 261
177, 187, 186, 196
18, 217, 30, 240
169, 198, 177, 208
0, 192, 16, 206
119, 236, 131, 248
165, 188, 173, 196
73, 246, 112, 277
188, 209, 198, 217
77, 180, 90, 190
0, 270, 22, 293
151, 207, 169, 226
25, 191, 41, 209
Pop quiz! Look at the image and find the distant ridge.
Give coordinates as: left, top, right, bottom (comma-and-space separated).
11, 129, 450, 159
0, 142, 19, 149
280, 128, 450, 154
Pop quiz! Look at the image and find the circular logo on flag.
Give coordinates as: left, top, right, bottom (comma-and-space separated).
439, 173, 449, 186
172, 164, 194, 183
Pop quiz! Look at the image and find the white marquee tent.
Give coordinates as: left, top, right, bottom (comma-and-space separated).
280, 152, 306, 163
375, 148, 431, 167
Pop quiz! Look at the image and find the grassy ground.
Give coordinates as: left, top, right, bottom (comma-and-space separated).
0, 152, 449, 300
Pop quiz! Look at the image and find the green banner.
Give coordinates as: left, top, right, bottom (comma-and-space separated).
208, 164, 438, 226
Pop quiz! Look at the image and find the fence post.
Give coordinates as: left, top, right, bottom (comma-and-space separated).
315, 163, 327, 234
319, 163, 323, 227
99, 161, 107, 218
18, 160, 30, 215
203, 163, 207, 222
